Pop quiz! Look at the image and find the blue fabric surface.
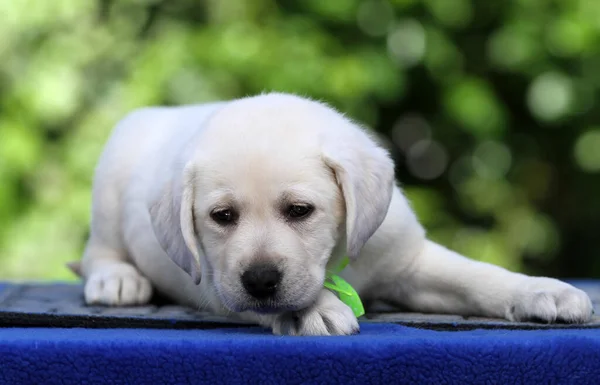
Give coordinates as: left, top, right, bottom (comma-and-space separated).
0, 324, 599, 384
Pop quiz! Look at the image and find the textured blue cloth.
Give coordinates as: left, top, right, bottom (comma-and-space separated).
0, 324, 599, 384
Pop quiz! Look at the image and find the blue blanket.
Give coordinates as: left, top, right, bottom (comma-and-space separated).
1, 324, 599, 384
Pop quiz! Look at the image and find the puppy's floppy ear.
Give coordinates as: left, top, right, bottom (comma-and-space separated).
322, 124, 395, 259
149, 162, 203, 284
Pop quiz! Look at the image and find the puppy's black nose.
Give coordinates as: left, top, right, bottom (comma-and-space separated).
241, 263, 282, 299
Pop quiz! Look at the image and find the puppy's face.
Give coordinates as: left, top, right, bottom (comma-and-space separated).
151, 93, 395, 315
194, 149, 345, 313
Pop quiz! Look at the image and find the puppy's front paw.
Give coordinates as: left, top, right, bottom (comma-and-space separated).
510, 277, 593, 323
272, 290, 359, 336
84, 263, 153, 306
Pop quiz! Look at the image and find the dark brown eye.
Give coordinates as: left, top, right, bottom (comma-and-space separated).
287, 204, 313, 219
210, 209, 238, 225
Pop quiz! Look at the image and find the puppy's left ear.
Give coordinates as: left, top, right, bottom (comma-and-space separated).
322, 123, 396, 259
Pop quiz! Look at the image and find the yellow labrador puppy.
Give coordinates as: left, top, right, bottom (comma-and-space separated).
80, 93, 592, 335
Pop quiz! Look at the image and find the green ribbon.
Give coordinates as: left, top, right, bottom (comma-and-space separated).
323, 257, 365, 318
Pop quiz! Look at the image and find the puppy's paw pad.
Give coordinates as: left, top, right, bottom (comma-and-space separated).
510, 278, 593, 324
84, 264, 152, 306
272, 291, 359, 336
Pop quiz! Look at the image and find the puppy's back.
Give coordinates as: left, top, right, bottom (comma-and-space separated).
89, 103, 225, 240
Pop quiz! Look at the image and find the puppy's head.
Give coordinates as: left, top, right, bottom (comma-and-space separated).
152, 93, 395, 314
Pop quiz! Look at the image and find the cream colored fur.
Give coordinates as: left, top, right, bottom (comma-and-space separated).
80, 93, 593, 335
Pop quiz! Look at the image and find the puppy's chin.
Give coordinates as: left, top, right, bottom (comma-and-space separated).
215, 287, 319, 315
246, 302, 297, 315
222, 297, 309, 314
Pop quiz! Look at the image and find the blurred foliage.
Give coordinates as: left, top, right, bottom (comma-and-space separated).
1, 0, 600, 281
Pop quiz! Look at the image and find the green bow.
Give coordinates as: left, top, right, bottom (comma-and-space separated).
323, 257, 365, 318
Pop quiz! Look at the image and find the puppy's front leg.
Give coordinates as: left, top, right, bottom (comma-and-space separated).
244, 290, 359, 336
381, 240, 593, 323
81, 240, 153, 306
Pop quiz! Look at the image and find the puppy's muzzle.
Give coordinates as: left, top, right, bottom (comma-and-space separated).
241, 263, 282, 299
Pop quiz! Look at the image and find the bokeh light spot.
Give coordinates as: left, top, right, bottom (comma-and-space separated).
391, 114, 431, 153
546, 17, 590, 57
407, 140, 448, 180
357, 0, 395, 37
424, 0, 472, 28
445, 78, 505, 137
527, 72, 574, 122
387, 19, 426, 67
487, 26, 538, 69
574, 129, 600, 173
472, 140, 512, 179
507, 210, 560, 257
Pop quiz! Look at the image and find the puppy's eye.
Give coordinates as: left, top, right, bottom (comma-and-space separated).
287, 204, 313, 219
210, 209, 238, 225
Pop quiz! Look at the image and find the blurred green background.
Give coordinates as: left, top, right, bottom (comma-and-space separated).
1, 0, 599, 281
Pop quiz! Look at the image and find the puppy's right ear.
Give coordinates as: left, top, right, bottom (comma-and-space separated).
149, 163, 203, 284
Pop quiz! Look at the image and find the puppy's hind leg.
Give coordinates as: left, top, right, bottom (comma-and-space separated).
376, 240, 593, 323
